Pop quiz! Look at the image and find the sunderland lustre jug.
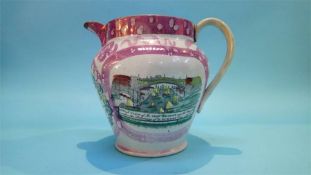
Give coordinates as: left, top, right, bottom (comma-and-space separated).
84, 15, 234, 157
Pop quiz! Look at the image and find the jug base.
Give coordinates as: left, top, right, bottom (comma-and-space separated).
115, 141, 187, 157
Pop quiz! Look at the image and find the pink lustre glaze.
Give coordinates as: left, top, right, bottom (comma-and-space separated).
84, 15, 195, 45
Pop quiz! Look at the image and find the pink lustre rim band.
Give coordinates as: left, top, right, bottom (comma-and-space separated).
85, 15, 195, 45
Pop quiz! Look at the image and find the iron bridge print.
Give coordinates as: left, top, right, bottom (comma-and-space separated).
111, 74, 202, 127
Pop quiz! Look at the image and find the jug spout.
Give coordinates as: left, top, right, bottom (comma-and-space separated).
84, 21, 106, 46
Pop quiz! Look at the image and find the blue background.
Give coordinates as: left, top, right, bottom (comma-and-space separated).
1, 0, 310, 174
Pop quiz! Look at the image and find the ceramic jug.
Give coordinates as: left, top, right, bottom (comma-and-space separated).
84, 15, 234, 157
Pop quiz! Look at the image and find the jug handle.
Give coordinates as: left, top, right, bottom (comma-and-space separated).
196, 18, 235, 113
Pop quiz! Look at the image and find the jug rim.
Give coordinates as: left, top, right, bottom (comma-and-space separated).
93, 14, 196, 45
105, 14, 194, 25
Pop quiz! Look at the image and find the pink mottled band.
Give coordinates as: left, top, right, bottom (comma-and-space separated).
85, 15, 195, 45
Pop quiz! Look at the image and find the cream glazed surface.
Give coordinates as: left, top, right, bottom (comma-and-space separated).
91, 34, 208, 156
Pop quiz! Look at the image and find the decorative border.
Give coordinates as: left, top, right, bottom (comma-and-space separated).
91, 15, 195, 45
120, 122, 190, 143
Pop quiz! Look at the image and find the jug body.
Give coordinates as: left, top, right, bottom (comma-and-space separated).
86, 15, 234, 157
